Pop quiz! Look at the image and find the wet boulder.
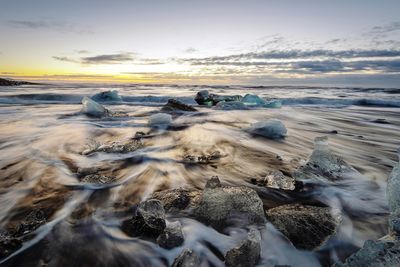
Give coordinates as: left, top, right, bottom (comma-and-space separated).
336, 239, 400, 267
194, 176, 266, 229
0, 232, 22, 259
247, 119, 287, 139
121, 199, 166, 237
225, 228, 261, 267
91, 90, 122, 102
266, 204, 341, 250
151, 188, 202, 212
82, 139, 143, 155
294, 136, 360, 181
172, 249, 201, 267
156, 221, 184, 249
387, 149, 400, 235
161, 99, 197, 112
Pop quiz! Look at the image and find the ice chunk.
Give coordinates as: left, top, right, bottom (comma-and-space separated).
148, 113, 172, 127
294, 136, 359, 181
388, 148, 400, 235
263, 100, 282, 108
241, 94, 267, 106
215, 101, 248, 110
81, 96, 109, 117
247, 119, 287, 139
91, 90, 122, 102
265, 170, 296, 190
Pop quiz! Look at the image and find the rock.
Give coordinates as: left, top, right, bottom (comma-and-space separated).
194, 90, 242, 106
172, 249, 201, 267
156, 221, 184, 249
80, 174, 115, 184
81, 96, 110, 118
336, 239, 400, 267
82, 139, 143, 155
294, 136, 359, 181
387, 148, 400, 235
14, 210, 47, 237
0, 78, 36, 86
266, 204, 341, 250
247, 119, 287, 139
183, 151, 222, 164
0, 233, 22, 259
241, 94, 267, 106
148, 113, 172, 127
161, 99, 197, 112
225, 228, 261, 267
91, 90, 122, 102
150, 188, 202, 212
264, 170, 296, 191
205, 176, 221, 189
194, 176, 266, 229
121, 199, 166, 237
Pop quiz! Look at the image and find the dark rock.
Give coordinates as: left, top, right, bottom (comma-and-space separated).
80, 174, 115, 184
266, 204, 341, 250
121, 199, 166, 237
194, 90, 242, 106
156, 221, 184, 249
336, 240, 400, 267
205, 176, 221, 189
172, 249, 201, 267
183, 151, 222, 164
372, 118, 390, 124
0, 233, 22, 259
82, 139, 143, 155
330, 130, 338, 134
14, 210, 47, 237
194, 176, 266, 229
387, 149, 400, 235
225, 228, 261, 267
161, 99, 197, 112
0, 78, 36, 86
151, 188, 202, 212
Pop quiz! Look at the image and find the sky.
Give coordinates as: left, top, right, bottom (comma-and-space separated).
1, 0, 400, 86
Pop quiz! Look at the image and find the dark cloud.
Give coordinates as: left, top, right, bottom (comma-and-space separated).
183, 47, 198, 53
81, 53, 134, 64
7, 20, 93, 34
52, 56, 78, 63
75, 50, 89, 54
370, 21, 400, 35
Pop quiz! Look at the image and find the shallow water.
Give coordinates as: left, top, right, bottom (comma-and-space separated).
0, 84, 399, 266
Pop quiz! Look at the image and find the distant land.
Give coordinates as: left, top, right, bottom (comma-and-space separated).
0, 78, 38, 86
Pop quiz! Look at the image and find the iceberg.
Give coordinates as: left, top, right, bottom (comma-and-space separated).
247, 119, 287, 139
81, 96, 109, 117
241, 94, 267, 106
263, 100, 282, 108
91, 90, 122, 102
215, 101, 248, 110
148, 113, 172, 127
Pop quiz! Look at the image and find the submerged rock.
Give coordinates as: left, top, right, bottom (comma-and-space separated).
80, 174, 115, 184
215, 101, 248, 110
264, 170, 296, 191
183, 151, 222, 164
266, 204, 341, 250
156, 221, 184, 249
151, 188, 202, 212
161, 99, 197, 112
294, 136, 359, 181
336, 239, 400, 267
81, 96, 110, 117
91, 90, 122, 102
387, 148, 400, 236
247, 119, 287, 139
148, 113, 172, 127
0, 233, 22, 259
225, 228, 261, 267
194, 176, 266, 229
121, 199, 166, 237
82, 139, 143, 155
172, 249, 201, 267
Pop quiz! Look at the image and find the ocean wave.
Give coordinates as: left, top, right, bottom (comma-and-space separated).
280, 97, 400, 107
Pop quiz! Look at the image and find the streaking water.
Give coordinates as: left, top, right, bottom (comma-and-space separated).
0, 84, 399, 267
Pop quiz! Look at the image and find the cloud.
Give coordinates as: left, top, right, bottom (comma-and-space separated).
52, 56, 78, 63
183, 47, 198, 53
81, 53, 134, 64
369, 21, 400, 35
7, 20, 93, 34
75, 50, 89, 54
